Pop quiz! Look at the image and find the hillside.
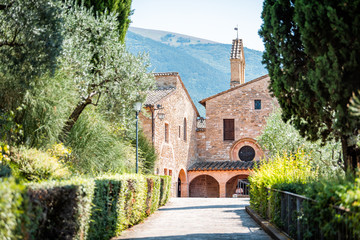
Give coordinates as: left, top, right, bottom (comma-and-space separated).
125, 27, 267, 115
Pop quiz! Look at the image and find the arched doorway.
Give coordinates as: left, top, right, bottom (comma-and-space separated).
189, 175, 219, 198
178, 169, 187, 197
226, 175, 248, 197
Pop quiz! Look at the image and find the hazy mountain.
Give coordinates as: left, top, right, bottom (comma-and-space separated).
125, 27, 267, 116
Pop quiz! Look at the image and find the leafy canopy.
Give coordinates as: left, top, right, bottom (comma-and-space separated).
259, 0, 360, 170
0, 0, 63, 111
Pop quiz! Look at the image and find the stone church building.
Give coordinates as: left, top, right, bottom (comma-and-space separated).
140, 38, 277, 198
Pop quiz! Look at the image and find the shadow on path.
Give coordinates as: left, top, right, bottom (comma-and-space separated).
118, 232, 269, 240
158, 204, 247, 211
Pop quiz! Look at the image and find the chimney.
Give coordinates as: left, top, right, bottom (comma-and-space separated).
230, 39, 245, 88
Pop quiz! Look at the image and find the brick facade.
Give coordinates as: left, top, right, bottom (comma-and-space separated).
140, 73, 199, 197
140, 38, 278, 198
197, 75, 277, 162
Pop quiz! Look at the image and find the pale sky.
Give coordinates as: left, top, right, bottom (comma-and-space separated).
130, 0, 265, 51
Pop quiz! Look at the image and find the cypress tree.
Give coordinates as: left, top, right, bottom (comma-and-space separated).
78, 0, 132, 43
259, 0, 360, 172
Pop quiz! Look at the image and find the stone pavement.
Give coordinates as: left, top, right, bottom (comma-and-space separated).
113, 198, 271, 240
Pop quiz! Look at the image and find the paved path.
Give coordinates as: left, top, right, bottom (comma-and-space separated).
113, 198, 271, 240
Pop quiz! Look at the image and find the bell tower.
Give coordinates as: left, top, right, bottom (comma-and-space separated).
230, 33, 245, 88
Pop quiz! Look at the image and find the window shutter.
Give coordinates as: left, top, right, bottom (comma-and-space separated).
223, 119, 235, 140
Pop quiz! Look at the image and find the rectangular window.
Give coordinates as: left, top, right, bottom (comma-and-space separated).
255, 100, 261, 110
183, 118, 187, 142
169, 169, 172, 176
165, 123, 169, 143
223, 119, 235, 141
164, 168, 168, 175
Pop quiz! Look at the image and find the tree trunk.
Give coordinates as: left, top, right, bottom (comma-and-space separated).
341, 136, 360, 174
59, 99, 92, 141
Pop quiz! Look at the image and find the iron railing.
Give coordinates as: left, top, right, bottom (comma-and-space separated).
234, 179, 250, 197
264, 188, 357, 240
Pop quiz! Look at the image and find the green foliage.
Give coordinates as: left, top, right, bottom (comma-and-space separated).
25, 178, 94, 240
0, 0, 62, 112
86, 174, 165, 239
159, 175, 171, 206
21, 71, 79, 147
78, 0, 132, 43
349, 90, 360, 117
66, 107, 135, 175
259, 0, 360, 170
0, 174, 171, 239
301, 174, 360, 239
145, 176, 161, 215
137, 130, 157, 174
258, 108, 342, 176
60, 1, 154, 134
0, 178, 25, 240
4, 146, 71, 182
249, 150, 317, 217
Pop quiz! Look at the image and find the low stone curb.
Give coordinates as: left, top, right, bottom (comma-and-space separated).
245, 206, 291, 240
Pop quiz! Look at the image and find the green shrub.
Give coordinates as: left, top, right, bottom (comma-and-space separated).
66, 108, 135, 175
301, 174, 360, 239
88, 174, 125, 239
8, 147, 71, 181
137, 130, 157, 174
0, 174, 170, 240
88, 174, 169, 239
159, 175, 171, 206
117, 175, 148, 231
258, 108, 342, 176
0, 178, 25, 240
24, 178, 94, 240
145, 176, 161, 215
249, 150, 317, 218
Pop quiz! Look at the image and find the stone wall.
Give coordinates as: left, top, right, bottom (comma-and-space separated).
198, 75, 278, 161
140, 73, 199, 197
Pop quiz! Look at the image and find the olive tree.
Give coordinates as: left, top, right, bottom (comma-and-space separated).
59, 2, 154, 139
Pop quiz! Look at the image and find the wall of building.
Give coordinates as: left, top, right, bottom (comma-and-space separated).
140, 74, 199, 197
198, 76, 277, 161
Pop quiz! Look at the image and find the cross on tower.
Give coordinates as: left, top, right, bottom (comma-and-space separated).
234, 25, 239, 39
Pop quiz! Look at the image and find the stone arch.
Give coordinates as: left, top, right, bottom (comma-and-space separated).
230, 138, 264, 161
189, 175, 219, 198
225, 174, 249, 197
177, 169, 187, 197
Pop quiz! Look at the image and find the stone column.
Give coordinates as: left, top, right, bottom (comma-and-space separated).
219, 182, 226, 198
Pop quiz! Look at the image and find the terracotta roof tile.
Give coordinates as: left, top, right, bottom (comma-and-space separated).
188, 161, 259, 171
144, 87, 175, 105
199, 74, 270, 106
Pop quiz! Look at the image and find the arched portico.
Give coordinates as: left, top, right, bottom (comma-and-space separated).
189, 175, 219, 198
225, 174, 249, 197
188, 169, 251, 198
177, 168, 188, 197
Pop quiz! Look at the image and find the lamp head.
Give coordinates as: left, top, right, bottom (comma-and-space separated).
133, 101, 142, 112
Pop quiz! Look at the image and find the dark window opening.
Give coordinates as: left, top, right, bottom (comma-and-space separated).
165, 123, 169, 143
238, 146, 255, 161
184, 118, 187, 141
255, 100, 261, 110
223, 119, 235, 141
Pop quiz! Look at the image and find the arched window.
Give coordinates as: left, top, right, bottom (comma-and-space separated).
183, 118, 187, 141
165, 123, 169, 143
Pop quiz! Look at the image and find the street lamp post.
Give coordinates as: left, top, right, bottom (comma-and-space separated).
133, 101, 142, 174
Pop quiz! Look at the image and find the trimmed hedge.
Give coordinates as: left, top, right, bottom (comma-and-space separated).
0, 174, 171, 240
0, 178, 25, 240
